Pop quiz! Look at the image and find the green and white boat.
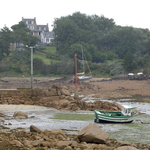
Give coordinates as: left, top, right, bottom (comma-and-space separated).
94, 105, 138, 123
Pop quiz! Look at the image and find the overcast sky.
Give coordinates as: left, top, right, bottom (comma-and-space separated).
1, 0, 150, 31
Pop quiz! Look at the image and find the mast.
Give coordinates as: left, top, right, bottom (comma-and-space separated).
74, 54, 78, 92
81, 46, 85, 74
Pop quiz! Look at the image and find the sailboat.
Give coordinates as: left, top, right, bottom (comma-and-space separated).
77, 47, 92, 81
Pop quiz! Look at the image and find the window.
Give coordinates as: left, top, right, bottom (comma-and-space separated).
28, 21, 31, 24
46, 38, 49, 42
31, 26, 34, 30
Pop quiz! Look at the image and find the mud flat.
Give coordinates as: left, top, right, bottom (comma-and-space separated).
0, 104, 150, 144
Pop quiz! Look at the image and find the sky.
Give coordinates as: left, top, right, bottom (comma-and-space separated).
0, 0, 150, 31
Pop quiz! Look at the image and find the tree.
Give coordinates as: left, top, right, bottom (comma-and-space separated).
123, 51, 135, 72
11, 21, 39, 47
53, 12, 115, 62
0, 26, 13, 60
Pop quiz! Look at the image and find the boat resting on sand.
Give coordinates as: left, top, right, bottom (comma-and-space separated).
94, 105, 138, 123
78, 75, 92, 81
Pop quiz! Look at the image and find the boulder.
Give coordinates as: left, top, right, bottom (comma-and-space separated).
13, 111, 28, 119
60, 88, 71, 96
48, 88, 58, 96
40, 141, 52, 147
10, 140, 23, 148
50, 84, 71, 96
116, 141, 131, 147
114, 146, 138, 150
30, 125, 42, 133
57, 141, 73, 149
50, 129, 67, 140
76, 123, 109, 144
23, 139, 32, 148
0, 112, 7, 117
0, 139, 10, 147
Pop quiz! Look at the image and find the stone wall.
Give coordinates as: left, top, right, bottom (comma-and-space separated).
0, 84, 122, 111
0, 89, 44, 105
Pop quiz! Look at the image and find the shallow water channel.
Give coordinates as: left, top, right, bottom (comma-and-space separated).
1, 98, 150, 144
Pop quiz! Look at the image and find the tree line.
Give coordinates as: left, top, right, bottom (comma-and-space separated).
53, 12, 150, 75
1, 12, 150, 77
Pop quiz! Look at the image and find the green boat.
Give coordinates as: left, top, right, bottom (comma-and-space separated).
94, 105, 138, 123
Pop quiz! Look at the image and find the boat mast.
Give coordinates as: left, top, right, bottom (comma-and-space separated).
81, 46, 85, 75
74, 54, 78, 93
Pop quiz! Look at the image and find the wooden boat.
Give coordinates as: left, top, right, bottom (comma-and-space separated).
94, 105, 138, 123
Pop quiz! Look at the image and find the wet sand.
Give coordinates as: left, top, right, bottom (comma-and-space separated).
0, 103, 150, 144
0, 104, 49, 111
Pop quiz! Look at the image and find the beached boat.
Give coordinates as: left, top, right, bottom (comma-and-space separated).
94, 105, 138, 123
77, 73, 92, 80
77, 47, 92, 81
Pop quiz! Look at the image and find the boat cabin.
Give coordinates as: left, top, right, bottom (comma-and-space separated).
121, 105, 135, 116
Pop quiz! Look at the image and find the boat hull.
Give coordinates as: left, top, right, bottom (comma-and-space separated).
94, 110, 136, 124
78, 75, 92, 81
94, 118, 133, 123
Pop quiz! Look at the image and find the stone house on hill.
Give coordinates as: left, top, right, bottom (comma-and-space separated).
22, 17, 54, 44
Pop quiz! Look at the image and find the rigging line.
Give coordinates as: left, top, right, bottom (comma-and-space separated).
81, 46, 85, 74
82, 48, 92, 75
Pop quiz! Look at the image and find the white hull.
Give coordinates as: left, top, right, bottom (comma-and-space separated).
78, 75, 92, 81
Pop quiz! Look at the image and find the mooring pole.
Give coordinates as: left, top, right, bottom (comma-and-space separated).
30, 47, 33, 89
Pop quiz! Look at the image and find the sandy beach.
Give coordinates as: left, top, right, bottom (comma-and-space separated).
0, 104, 49, 111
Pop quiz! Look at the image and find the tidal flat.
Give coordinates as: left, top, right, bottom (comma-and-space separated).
1, 103, 150, 144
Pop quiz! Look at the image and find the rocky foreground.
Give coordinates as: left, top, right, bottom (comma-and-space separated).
0, 122, 149, 150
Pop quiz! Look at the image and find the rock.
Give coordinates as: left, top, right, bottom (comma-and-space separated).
114, 146, 138, 150
0, 112, 7, 117
31, 140, 42, 147
60, 88, 71, 96
23, 139, 32, 148
48, 88, 58, 96
0, 139, 10, 147
13, 111, 28, 119
50, 84, 71, 96
40, 141, 52, 147
116, 141, 132, 147
57, 141, 73, 149
102, 101, 110, 110
0, 119, 4, 125
84, 143, 113, 150
77, 123, 109, 144
10, 140, 23, 147
50, 129, 67, 140
30, 125, 42, 133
